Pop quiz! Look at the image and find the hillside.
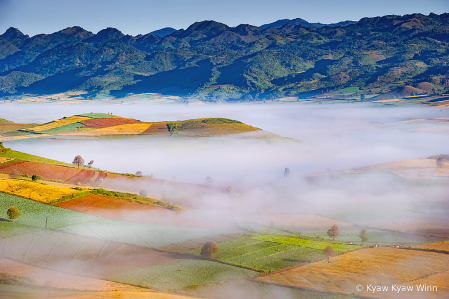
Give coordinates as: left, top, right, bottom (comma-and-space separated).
0, 114, 260, 140
0, 13, 447, 101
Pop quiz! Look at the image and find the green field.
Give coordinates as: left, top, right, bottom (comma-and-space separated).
77, 113, 117, 118
107, 259, 258, 290
0, 192, 99, 228
190, 235, 360, 272
40, 122, 87, 134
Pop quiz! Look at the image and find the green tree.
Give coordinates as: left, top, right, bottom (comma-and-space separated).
323, 245, 335, 263
7, 206, 21, 222
359, 229, 368, 245
327, 225, 340, 241
201, 241, 219, 258
88, 160, 94, 169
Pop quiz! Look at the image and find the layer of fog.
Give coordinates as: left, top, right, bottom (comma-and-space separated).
2, 101, 448, 227
3, 102, 449, 186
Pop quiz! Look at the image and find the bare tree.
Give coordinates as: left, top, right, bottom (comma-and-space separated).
323, 245, 335, 263
436, 156, 445, 168
88, 160, 94, 169
136, 171, 143, 176
327, 225, 340, 241
359, 229, 368, 245
72, 155, 85, 168
201, 241, 219, 258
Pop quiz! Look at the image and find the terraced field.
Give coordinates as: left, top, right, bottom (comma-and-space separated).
27, 116, 91, 132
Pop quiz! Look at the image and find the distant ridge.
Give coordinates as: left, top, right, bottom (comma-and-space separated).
259, 18, 356, 29
150, 27, 177, 38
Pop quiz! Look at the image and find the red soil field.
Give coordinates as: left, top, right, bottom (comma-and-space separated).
66, 169, 96, 184
56, 194, 165, 212
0, 232, 180, 277
95, 172, 107, 184
80, 118, 142, 129
142, 122, 169, 134
0, 160, 81, 181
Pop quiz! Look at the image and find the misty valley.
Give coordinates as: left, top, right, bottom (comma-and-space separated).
0, 101, 447, 299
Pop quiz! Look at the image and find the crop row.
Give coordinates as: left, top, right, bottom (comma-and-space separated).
253, 235, 357, 252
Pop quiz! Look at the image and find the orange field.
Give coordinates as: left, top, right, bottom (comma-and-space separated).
258, 247, 449, 297
56, 193, 165, 212
414, 241, 449, 252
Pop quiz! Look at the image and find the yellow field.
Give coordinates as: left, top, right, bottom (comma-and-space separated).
414, 241, 449, 252
66, 123, 152, 136
28, 116, 91, 132
258, 247, 449, 297
0, 157, 12, 163
0, 179, 77, 203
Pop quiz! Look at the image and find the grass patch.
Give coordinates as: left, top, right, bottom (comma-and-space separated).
77, 113, 118, 119
0, 150, 75, 168
40, 122, 87, 134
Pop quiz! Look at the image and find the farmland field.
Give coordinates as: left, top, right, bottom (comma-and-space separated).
414, 241, 449, 252
0, 179, 78, 203
81, 117, 142, 128
60, 218, 237, 248
64, 123, 152, 136
107, 259, 258, 291
0, 228, 183, 277
257, 247, 449, 297
0, 160, 97, 183
27, 116, 91, 132
189, 235, 359, 271
0, 191, 99, 228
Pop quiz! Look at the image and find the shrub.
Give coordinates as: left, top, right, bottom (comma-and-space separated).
201, 241, 219, 258
323, 245, 335, 263
7, 206, 21, 222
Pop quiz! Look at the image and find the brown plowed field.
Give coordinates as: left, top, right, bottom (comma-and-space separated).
67, 169, 96, 184
56, 194, 165, 212
80, 118, 142, 129
0, 161, 95, 182
142, 122, 169, 134
0, 230, 180, 277
0, 160, 82, 181
95, 172, 107, 184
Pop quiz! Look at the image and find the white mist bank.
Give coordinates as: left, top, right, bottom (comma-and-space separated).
3, 102, 448, 186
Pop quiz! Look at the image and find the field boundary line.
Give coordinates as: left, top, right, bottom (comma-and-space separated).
398, 247, 449, 255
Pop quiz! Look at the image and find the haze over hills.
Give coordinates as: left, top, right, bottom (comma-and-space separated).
0, 13, 448, 101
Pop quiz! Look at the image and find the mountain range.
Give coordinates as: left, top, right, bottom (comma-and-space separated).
0, 13, 448, 101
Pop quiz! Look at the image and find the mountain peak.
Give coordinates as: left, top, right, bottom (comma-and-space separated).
0, 27, 29, 41
150, 27, 177, 38
85, 27, 125, 44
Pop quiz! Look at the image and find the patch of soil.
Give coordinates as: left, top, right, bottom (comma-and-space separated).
142, 122, 169, 134
56, 194, 165, 212
80, 118, 142, 128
